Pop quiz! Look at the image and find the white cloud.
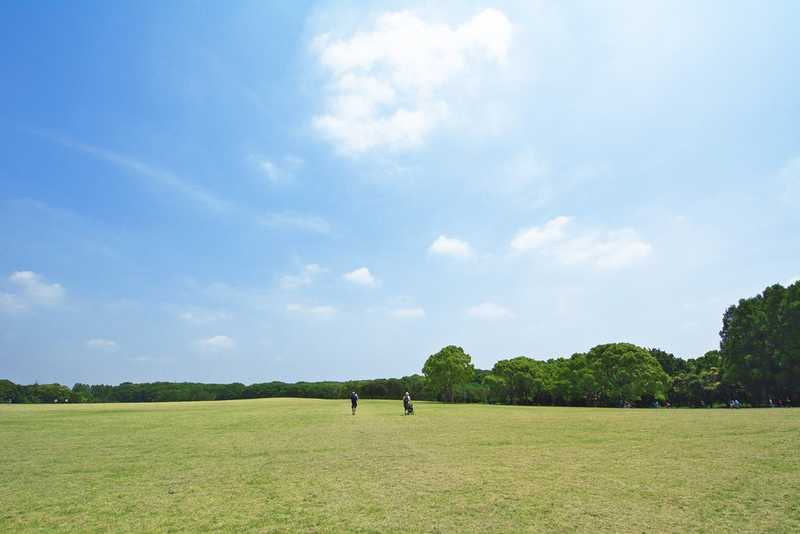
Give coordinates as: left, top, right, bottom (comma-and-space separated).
280, 264, 327, 290
178, 309, 233, 324
9, 271, 65, 305
259, 212, 331, 234
511, 216, 572, 252
86, 338, 118, 351
467, 301, 513, 320
0, 293, 28, 314
553, 229, 653, 270
257, 159, 281, 181
510, 217, 652, 270
389, 307, 425, 319
785, 277, 799, 287
343, 267, 377, 287
197, 335, 236, 351
287, 303, 337, 318
250, 155, 304, 184
428, 235, 473, 258
312, 8, 512, 154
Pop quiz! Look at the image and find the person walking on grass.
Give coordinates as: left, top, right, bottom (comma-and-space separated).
350, 391, 359, 415
403, 391, 412, 415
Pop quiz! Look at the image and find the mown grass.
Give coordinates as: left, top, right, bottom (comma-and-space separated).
1, 399, 798, 532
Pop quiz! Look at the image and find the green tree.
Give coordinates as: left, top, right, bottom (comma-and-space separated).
482, 372, 508, 404
0, 379, 18, 402
70, 383, 93, 403
25, 383, 72, 403
559, 353, 602, 406
586, 343, 670, 405
422, 345, 475, 402
488, 357, 548, 404
545, 358, 574, 405
720, 281, 800, 403
649, 348, 688, 376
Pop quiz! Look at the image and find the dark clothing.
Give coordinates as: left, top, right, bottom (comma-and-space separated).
350, 393, 358, 407
403, 394, 413, 415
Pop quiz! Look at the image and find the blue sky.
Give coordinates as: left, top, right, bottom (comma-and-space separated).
1, 1, 799, 385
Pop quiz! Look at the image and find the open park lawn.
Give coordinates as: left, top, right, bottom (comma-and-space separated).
1, 399, 799, 532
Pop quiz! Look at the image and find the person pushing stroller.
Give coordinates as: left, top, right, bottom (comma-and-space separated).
403, 391, 414, 415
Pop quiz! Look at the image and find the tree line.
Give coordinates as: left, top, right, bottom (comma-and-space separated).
0, 377, 436, 404
2, 281, 797, 407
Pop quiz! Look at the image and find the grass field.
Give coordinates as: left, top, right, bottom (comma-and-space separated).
1, 399, 799, 532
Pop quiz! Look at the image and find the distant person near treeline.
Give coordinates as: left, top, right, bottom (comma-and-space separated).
403, 391, 414, 415
350, 391, 358, 415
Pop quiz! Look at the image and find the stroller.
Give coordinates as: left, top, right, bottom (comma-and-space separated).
404, 400, 414, 416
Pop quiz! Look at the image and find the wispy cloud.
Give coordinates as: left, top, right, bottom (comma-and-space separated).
48, 134, 232, 213
467, 301, 513, 320
86, 338, 118, 351
511, 217, 652, 270
511, 216, 571, 252
342, 267, 377, 287
258, 213, 331, 234
38, 132, 338, 239
7, 271, 65, 306
177, 309, 234, 324
197, 335, 236, 351
249, 154, 305, 184
388, 307, 425, 319
287, 303, 337, 318
554, 230, 653, 270
428, 235, 473, 258
0, 293, 27, 314
280, 264, 327, 290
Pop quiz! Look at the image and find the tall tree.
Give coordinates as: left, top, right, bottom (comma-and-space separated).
649, 348, 687, 376
586, 343, 670, 405
720, 281, 800, 403
489, 357, 548, 404
0, 379, 18, 402
422, 345, 475, 402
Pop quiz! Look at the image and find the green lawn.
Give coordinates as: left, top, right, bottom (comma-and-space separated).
1, 399, 798, 532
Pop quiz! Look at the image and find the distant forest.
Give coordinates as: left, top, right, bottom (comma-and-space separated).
3, 281, 798, 407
